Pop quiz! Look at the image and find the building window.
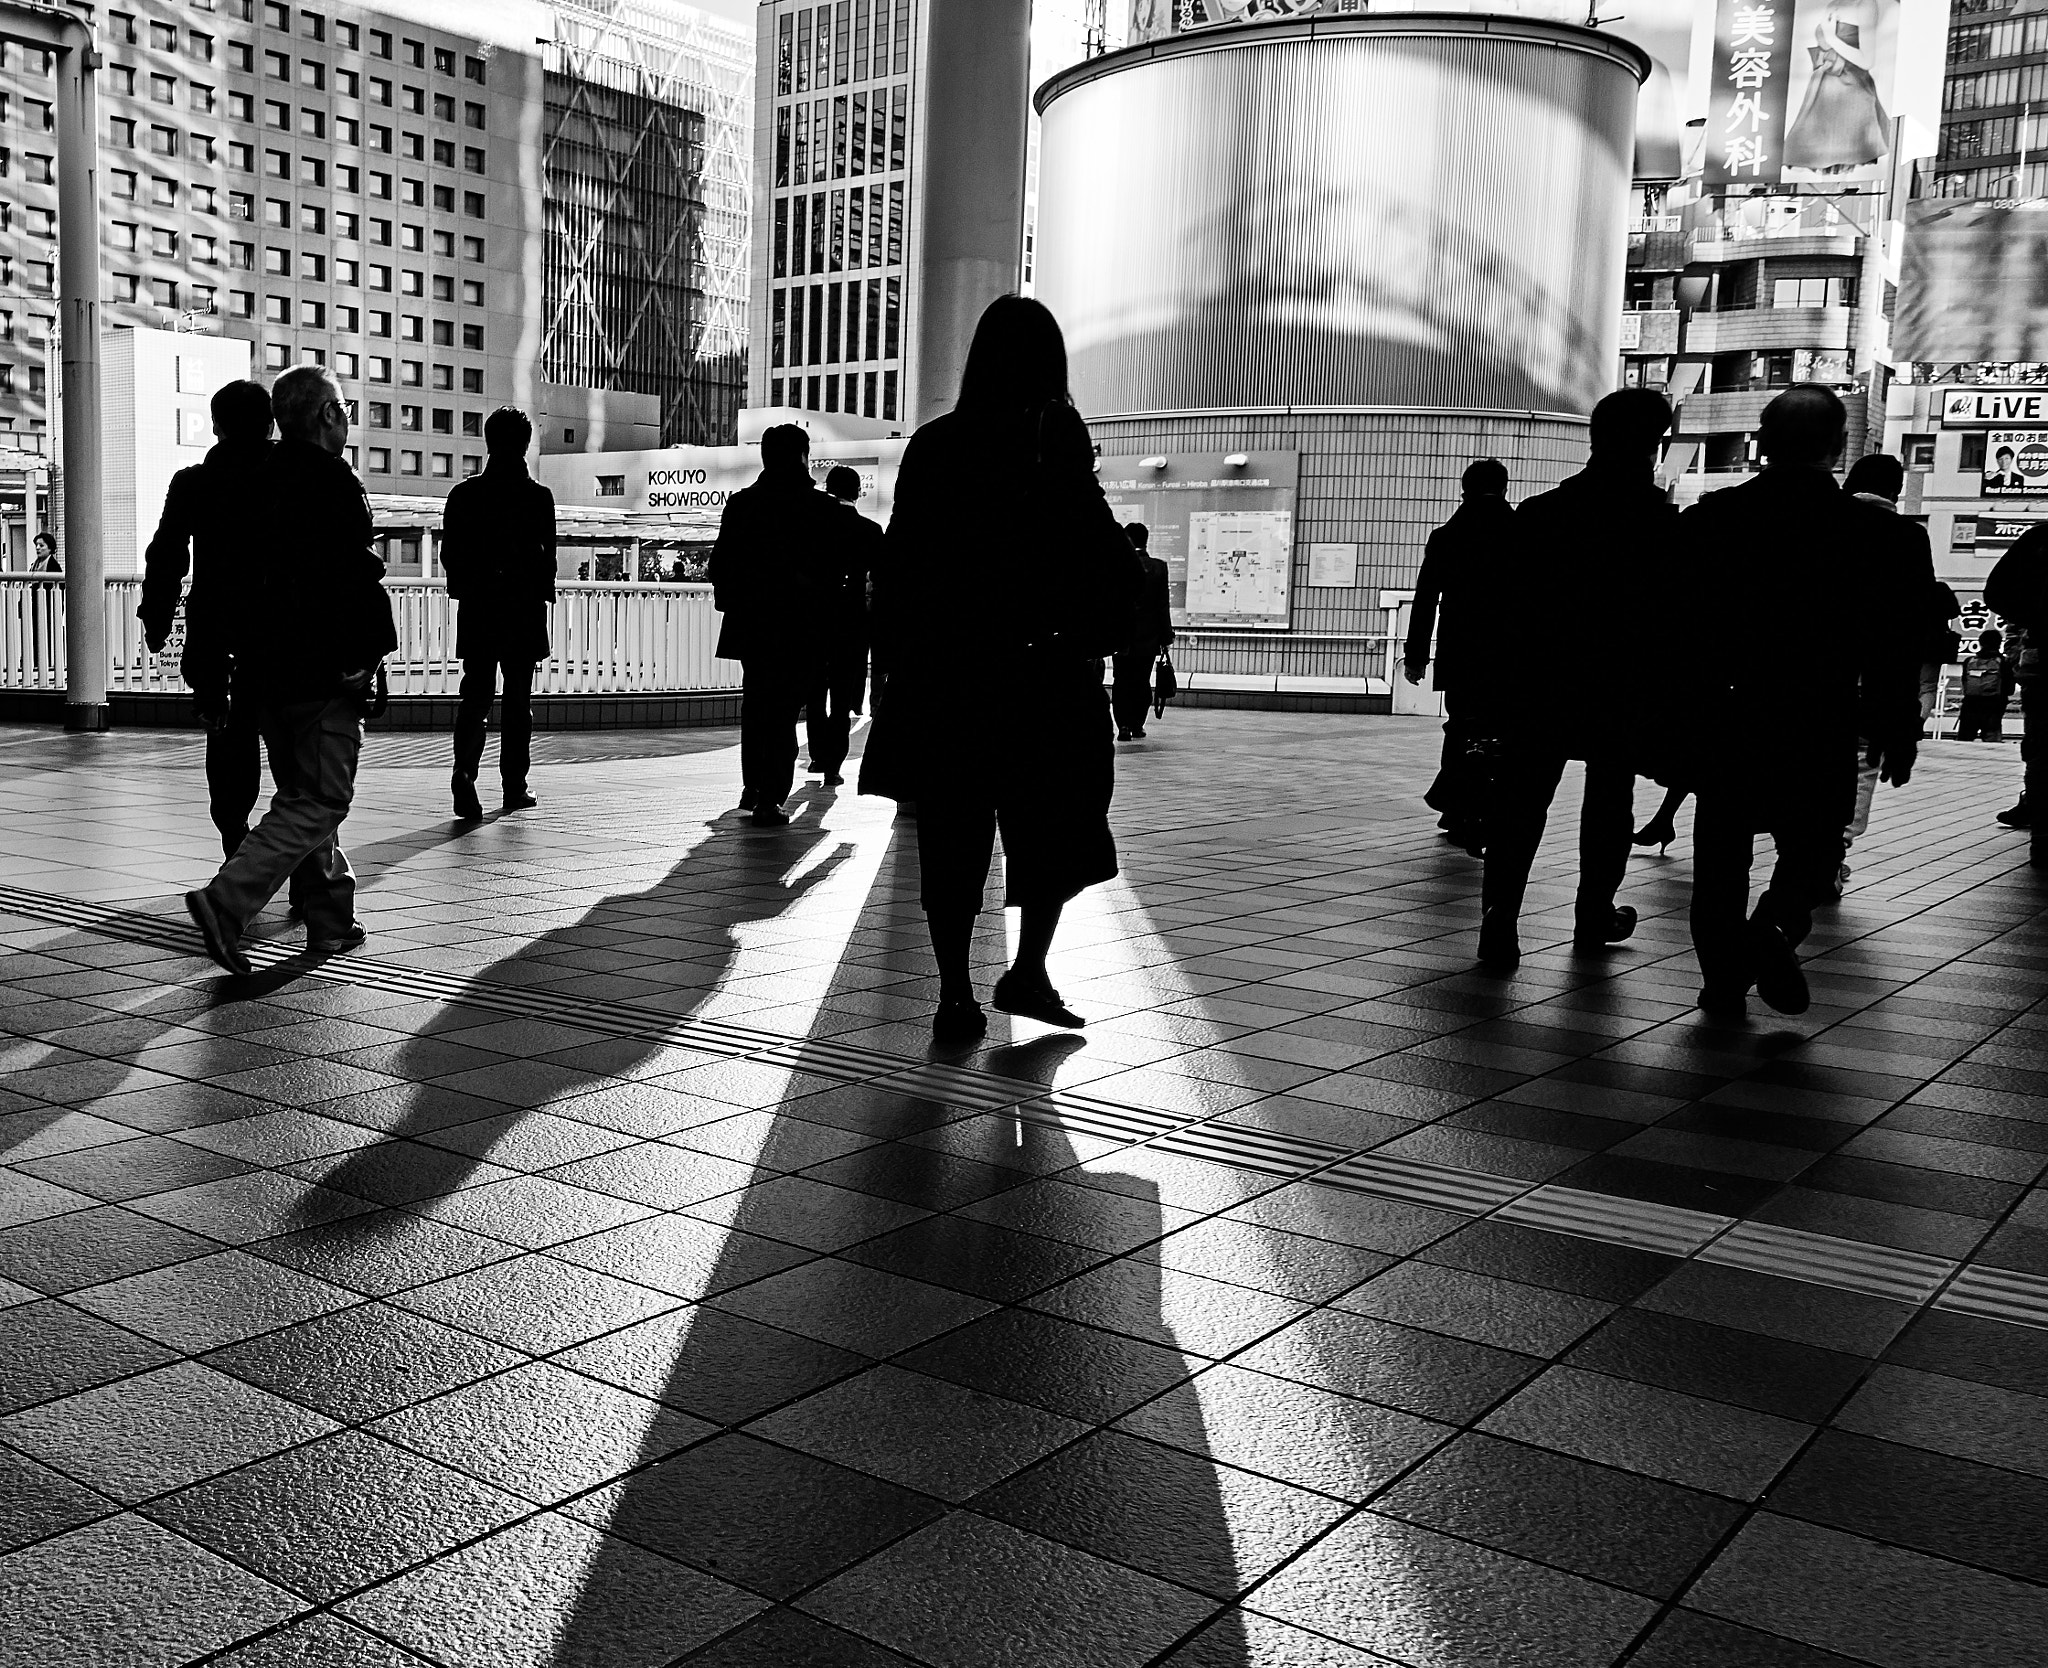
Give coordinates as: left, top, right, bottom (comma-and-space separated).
369, 357, 391, 382
301, 109, 326, 140
370, 309, 392, 335
431, 319, 452, 345
266, 149, 290, 179
300, 204, 324, 233
335, 212, 360, 238
229, 241, 253, 269
299, 251, 324, 280
464, 55, 486, 84
191, 84, 216, 114
152, 178, 177, 207
401, 178, 424, 207
400, 269, 423, 297
371, 219, 392, 245
336, 69, 359, 98
25, 155, 53, 185
302, 300, 324, 327
152, 228, 178, 258
432, 137, 454, 166
111, 222, 139, 252
400, 450, 421, 476
301, 60, 325, 90
336, 164, 359, 192
264, 198, 289, 227
462, 455, 482, 476
400, 224, 423, 251
193, 235, 218, 264
190, 32, 215, 61
430, 274, 452, 302
191, 185, 217, 214
1904, 434, 1937, 470
1960, 432, 1989, 473
333, 305, 357, 330
461, 410, 482, 436
401, 315, 423, 342
461, 367, 483, 393
433, 93, 455, 122
460, 323, 483, 350
464, 102, 485, 130
432, 185, 454, 212
263, 343, 291, 370
228, 191, 254, 221
264, 295, 290, 323
370, 77, 392, 105
402, 361, 423, 386
149, 74, 175, 104
432, 364, 453, 389
335, 258, 358, 283
335, 351, 359, 378
371, 126, 392, 153
462, 191, 485, 218
401, 86, 424, 115
368, 447, 390, 472
265, 50, 289, 79
337, 20, 358, 49
462, 235, 484, 261
336, 117, 359, 145
431, 453, 453, 478
110, 117, 136, 149
401, 131, 424, 161
460, 279, 483, 306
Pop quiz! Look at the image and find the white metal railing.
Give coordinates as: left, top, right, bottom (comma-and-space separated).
0, 576, 743, 696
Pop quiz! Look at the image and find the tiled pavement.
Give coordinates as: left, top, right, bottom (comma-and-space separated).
1, 710, 2046, 1668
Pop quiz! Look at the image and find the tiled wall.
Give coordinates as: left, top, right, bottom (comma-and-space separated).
1088, 411, 1588, 638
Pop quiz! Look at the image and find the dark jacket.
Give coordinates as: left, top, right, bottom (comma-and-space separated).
862, 400, 1135, 813
138, 439, 273, 697
828, 497, 884, 654
1505, 462, 1680, 759
440, 460, 557, 663
709, 467, 849, 665
247, 438, 398, 704
1405, 495, 1518, 694
1126, 552, 1175, 656
1672, 467, 1921, 817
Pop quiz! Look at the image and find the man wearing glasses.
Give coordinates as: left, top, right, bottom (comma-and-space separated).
186, 366, 396, 976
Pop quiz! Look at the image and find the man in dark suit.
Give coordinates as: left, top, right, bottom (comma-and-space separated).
1112, 522, 1175, 741
1987, 523, 2048, 867
185, 365, 396, 975
806, 464, 883, 786
1406, 458, 1517, 850
711, 423, 848, 826
1477, 390, 1679, 970
139, 378, 276, 855
1675, 386, 1921, 1015
441, 406, 557, 820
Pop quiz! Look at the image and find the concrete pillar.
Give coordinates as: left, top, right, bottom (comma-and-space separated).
908, 0, 1032, 426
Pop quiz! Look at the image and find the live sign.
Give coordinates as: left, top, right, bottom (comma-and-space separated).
1941, 388, 2048, 426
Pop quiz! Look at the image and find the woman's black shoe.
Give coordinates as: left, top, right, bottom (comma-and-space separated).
992, 970, 1084, 1028
933, 998, 987, 1044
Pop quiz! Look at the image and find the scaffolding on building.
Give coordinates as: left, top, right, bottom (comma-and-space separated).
541, 2, 751, 447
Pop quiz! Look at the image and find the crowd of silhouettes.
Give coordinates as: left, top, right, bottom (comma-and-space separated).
146, 328, 2038, 1035
1410, 382, 2002, 1019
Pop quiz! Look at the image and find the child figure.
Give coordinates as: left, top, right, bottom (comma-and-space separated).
1956, 628, 2017, 741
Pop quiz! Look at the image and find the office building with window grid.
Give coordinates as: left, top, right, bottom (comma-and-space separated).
0, 0, 749, 512
746, 0, 1031, 432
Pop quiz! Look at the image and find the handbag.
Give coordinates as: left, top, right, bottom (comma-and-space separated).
1153, 653, 1177, 717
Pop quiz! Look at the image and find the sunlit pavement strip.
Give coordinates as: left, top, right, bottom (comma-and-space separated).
6, 877, 2044, 1333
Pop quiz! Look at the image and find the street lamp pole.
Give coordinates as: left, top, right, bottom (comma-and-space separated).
2, 4, 102, 730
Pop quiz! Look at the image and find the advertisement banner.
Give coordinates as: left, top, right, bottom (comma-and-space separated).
1942, 387, 2048, 427
1706, 0, 1899, 187
1970, 514, 2045, 554
1899, 201, 2048, 364
1705, 0, 1796, 185
1099, 450, 1299, 629
1979, 430, 2048, 498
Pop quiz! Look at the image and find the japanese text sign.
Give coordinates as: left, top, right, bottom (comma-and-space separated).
1706, 0, 1793, 186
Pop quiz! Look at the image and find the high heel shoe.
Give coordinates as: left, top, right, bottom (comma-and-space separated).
1632, 821, 1674, 855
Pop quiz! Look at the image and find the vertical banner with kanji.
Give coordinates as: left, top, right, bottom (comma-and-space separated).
1705, 0, 1794, 186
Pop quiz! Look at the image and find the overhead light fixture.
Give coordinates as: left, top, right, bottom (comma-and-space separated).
1224, 453, 1250, 468
1140, 456, 1168, 470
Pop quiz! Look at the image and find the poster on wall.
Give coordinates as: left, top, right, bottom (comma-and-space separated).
1979, 431, 2048, 498
1706, 0, 1900, 187
1099, 450, 1299, 629
1897, 202, 2048, 365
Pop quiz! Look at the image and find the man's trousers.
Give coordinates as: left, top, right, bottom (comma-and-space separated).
453, 654, 536, 793
1690, 793, 1843, 997
1480, 749, 1635, 934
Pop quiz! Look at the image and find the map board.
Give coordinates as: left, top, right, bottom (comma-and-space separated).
1099, 450, 1299, 629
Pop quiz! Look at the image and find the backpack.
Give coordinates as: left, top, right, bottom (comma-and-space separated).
1962, 656, 2006, 701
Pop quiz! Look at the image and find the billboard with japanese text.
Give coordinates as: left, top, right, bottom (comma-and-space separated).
1707, 0, 1901, 187
1897, 201, 2048, 366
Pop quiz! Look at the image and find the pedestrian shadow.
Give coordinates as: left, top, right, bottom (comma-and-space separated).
535, 826, 1252, 1664
290, 810, 852, 1229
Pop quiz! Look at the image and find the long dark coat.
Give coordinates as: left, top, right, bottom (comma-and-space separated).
440, 461, 557, 663
861, 402, 1136, 891
1404, 495, 1518, 696
708, 469, 847, 667
138, 438, 273, 697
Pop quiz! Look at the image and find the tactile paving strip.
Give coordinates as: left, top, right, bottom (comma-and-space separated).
6, 881, 2047, 1332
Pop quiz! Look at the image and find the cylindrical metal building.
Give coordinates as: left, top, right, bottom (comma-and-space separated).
1034, 13, 1648, 700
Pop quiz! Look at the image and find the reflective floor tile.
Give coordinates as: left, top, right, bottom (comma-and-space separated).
69, 1248, 357, 1352
1229, 1308, 1541, 1425
1479, 1365, 1811, 1500
0, 1513, 301, 1668
708, 1257, 992, 1357
0, 1202, 219, 1296
204, 1612, 437, 1665
141, 1429, 528, 1600
838, 1213, 1108, 1303
550, 1211, 816, 1300
1024, 1260, 1309, 1360
1117, 1364, 1451, 1501
369, 1360, 713, 1503
1686, 1513, 2048, 1667
974, 1428, 1349, 1599
898, 1306, 1201, 1424
244, 1208, 520, 1297
1136, 1216, 1393, 1304
1831, 1363, 2048, 1481
392, 1252, 680, 1353
1334, 1262, 1614, 1357
801, 1510, 1217, 1668
340, 1510, 763, 1668
678, 1605, 920, 1666
1372, 1431, 1742, 1597
0, 1360, 333, 1504
0, 1299, 177, 1416
1160, 1610, 1406, 1666
1623, 1608, 1870, 1668
1564, 1308, 1866, 1425
0, 1445, 113, 1553
568, 1432, 943, 1600
11, 1132, 254, 1204
1248, 1511, 1656, 1668
554, 1305, 869, 1426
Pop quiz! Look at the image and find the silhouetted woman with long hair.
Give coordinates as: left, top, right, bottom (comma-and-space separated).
862, 295, 1136, 1043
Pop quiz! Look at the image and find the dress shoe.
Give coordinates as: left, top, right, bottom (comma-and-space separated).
1117, 729, 1133, 742
452, 773, 484, 821
308, 923, 368, 955
1696, 986, 1747, 1019
991, 969, 1084, 1028
185, 889, 252, 977
1572, 905, 1637, 948
932, 997, 988, 1044
1997, 801, 2032, 829
1749, 921, 1810, 1015
805, 760, 825, 774
823, 772, 845, 786
751, 803, 791, 827
738, 787, 760, 811
502, 789, 538, 812
1476, 909, 1520, 971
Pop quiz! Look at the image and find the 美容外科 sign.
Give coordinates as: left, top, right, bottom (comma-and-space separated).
1099, 450, 1299, 629
1706, 0, 1901, 188
1979, 430, 2048, 498
1941, 387, 2048, 427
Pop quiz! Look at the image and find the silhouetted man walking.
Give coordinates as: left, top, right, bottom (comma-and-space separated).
1406, 459, 1517, 849
806, 464, 881, 786
1675, 387, 1919, 1015
1987, 522, 2048, 867
139, 378, 276, 855
711, 423, 847, 826
1112, 522, 1175, 741
185, 365, 396, 975
443, 406, 556, 819
1477, 390, 1678, 970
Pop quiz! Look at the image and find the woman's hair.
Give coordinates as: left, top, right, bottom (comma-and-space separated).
955, 294, 1070, 414
1843, 452, 1904, 501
